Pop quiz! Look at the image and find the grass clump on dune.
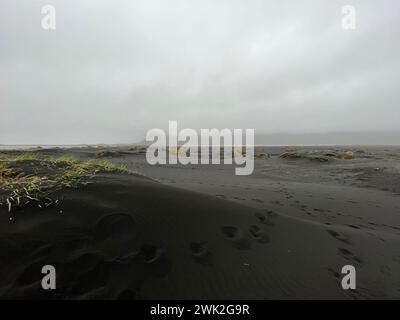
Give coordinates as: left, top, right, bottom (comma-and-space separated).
279, 150, 304, 159
14, 153, 43, 161
335, 151, 354, 160
48, 155, 79, 166
0, 153, 134, 212
280, 149, 354, 162
257, 152, 269, 160
279, 150, 330, 162
0, 176, 53, 212
95, 150, 119, 158
279, 148, 363, 162
93, 160, 130, 174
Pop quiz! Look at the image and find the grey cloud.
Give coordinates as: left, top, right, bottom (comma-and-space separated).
0, 0, 399, 144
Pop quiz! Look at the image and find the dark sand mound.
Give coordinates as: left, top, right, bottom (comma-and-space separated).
1, 173, 276, 299
1, 147, 400, 299
1, 171, 397, 299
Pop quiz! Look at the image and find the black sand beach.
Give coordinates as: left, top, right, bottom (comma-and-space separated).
0, 146, 399, 299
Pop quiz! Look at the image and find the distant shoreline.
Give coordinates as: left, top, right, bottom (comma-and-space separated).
2, 144, 400, 151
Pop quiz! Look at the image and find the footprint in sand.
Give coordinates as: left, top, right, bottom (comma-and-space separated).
392, 256, 400, 264
215, 194, 227, 199
221, 226, 251, 250
124, 244, 170, 277
139, 244, 165, 264
221, 226, 242, 239
346, 224, 361, 230
327, 229, 352, 245
338, 248, 363, 265
249, 225, 269, 244
93, 213, 135, 240
189, 242, 213, 265
263, 209, 278, 218
254, 212, 274, 226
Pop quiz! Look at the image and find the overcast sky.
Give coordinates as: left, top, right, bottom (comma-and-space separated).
0, 0, 399, 144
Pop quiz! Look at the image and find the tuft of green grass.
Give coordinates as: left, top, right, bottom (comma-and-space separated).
0, 160, 23, 178
279, 151, 303, 159
48, 155, 78, 166
14, 152, 42, 161
0, 161, 7, 172
94, 160, 131, 174
54, 160, 132, 189
279, 149, 360, 162
0, 176, 55, 212
336, 151, 354, 160
0, 154, 135, 212
280, 151, 330, 162
1, 166, 18, 178
56, 168, 94, 188
257, 153, 269, 159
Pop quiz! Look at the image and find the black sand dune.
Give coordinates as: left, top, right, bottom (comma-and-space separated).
1, 147, 400, 299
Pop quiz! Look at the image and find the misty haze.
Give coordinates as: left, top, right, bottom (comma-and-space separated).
0, 0, 399, 145
0, 0, 400, 303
